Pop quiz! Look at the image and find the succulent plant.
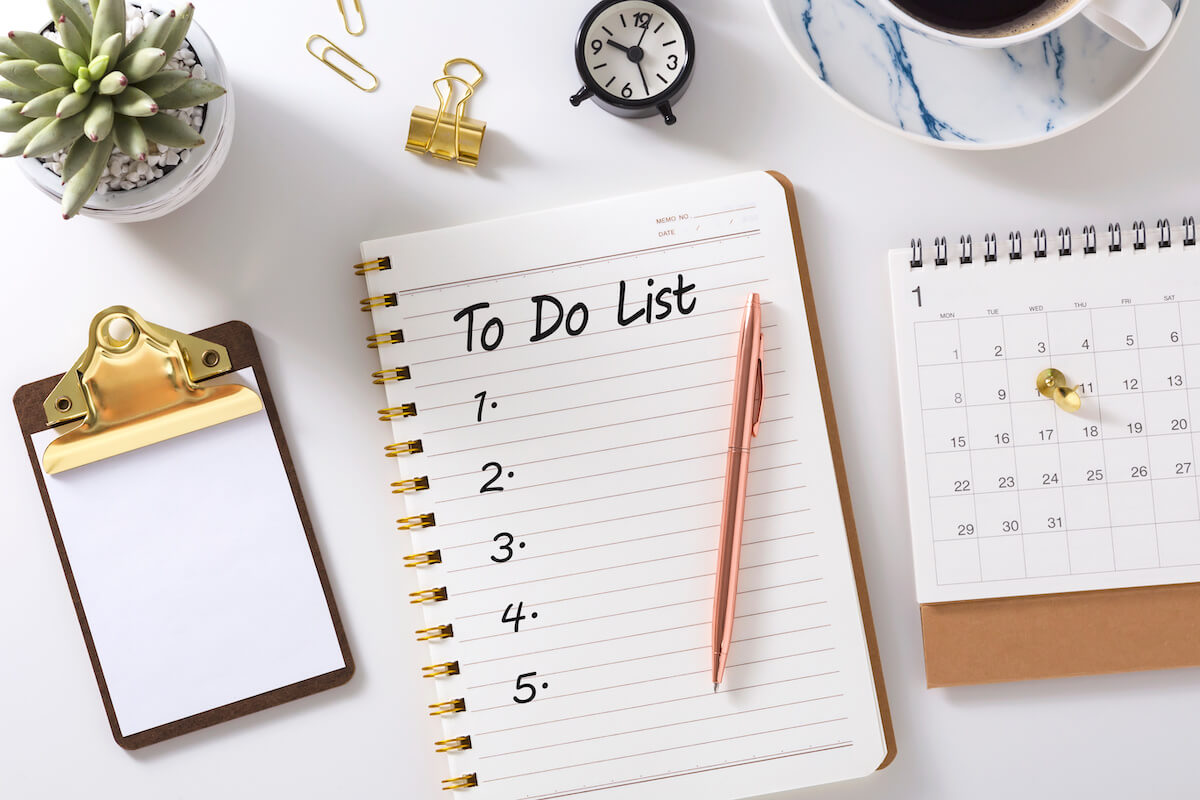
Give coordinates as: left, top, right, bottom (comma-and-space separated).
0, 0, 225, 218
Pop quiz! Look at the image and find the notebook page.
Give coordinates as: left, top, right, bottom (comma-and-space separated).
31, 369, 347, 736
890, 235, 1200, 603
363, 172, 885, 799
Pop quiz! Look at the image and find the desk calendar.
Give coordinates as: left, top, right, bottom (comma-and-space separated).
892, 221, 1200, 604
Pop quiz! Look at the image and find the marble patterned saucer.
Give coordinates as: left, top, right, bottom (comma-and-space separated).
764, 0, 1187, 149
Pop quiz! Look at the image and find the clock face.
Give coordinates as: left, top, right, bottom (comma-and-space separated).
578, 0, 692, 106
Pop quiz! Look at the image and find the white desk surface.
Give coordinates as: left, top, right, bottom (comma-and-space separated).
2, 1, 1197, 797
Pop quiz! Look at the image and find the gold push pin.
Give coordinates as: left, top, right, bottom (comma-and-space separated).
1037, 368, 1082, 413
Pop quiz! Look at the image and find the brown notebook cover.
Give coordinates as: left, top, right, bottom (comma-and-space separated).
14, 320, 354, 749
771, 170, 897, 768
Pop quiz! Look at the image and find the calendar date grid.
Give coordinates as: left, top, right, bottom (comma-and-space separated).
912, 300, 1200, 586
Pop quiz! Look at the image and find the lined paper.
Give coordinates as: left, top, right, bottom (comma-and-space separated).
363, 172, 885, 799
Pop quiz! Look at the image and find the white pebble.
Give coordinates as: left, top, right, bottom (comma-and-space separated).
164, 151, 180, 166
192, 66, 206, 80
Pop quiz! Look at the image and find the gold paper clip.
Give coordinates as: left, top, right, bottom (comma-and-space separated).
1036, 368, 1083, 413
41, 307, 263, 475
337, 0, 365, 36
407, 59, 487, 167
306, 34, 378, 92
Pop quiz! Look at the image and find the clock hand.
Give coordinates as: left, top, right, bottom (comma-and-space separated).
637, 24, 649, 47
636, 60, 649, 96
606, 38, 631, 53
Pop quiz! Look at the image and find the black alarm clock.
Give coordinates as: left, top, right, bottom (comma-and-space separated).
569, 0, 695, 125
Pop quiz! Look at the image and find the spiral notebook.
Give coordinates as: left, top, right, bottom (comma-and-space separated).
891, 219, 1200, 686
355, 172, 893, 797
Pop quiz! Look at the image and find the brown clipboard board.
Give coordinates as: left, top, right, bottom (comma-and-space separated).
13, 319, 355, 749
769, 170, 897, 769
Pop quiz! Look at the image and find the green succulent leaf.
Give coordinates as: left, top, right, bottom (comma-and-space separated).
35, 63, 75, 88
159, 3, 194, 60
62, 133, 113, 219
0, 79, 39, 102
91, 0, 125, 60
122, 9, 174, 58
61, 133, 96, 183
0, 115, 51, 156
117, 47, 164, 84
9, 31, 61, 65
138, 111, 201, 149
95, 32, 122, 70
0, 36, 26, 59
112, 113, 146, 159
49, 0, 93, 38
72, 76, 91, 93
85, 54, 109, 80
89, 0, 100, 16
59, 48, 86, 75
83, 93, 112, 140
24, 110, 85, 157
97, 70, 126, 95
55, 88, 90, 119
19, 86, 69, 116
55, 15, 89, 61
153, 77, 224, 109
111, 86, 156, 116
0, 59, 58, 92
136, 69, 187, 98
0, 102, 29, 132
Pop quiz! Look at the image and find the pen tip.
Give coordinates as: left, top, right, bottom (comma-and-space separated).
713, 683, 719, 693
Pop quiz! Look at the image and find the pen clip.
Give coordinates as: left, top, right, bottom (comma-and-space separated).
751, 333, 764, 437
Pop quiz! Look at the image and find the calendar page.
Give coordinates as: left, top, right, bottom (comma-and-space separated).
891, 226, 1200, 603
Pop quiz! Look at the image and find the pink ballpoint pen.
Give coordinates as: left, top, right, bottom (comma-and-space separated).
712, 293, 765, 691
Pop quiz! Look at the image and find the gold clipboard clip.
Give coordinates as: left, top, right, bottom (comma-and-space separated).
41, 306, 263, 475
407, 59, 486, 167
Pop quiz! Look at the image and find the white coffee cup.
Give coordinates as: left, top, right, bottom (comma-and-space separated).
880, 0, 1173, 51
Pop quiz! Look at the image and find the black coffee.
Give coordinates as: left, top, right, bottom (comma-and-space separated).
890, 0, 1071, 33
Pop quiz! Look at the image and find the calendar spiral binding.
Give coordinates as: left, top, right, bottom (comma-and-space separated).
355, 256, 478, 792
908, 216, 1197, 268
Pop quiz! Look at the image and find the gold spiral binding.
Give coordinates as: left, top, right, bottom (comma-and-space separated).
435, 736, 472, 753
428, 698, 466, 716
353, 256, 392, 275
422, 661, 461, 678
416, 624, 454, 641
366, 329, 405, 348
392, 476, 431, 493
384, 439, 424, 456
405, 550, 442, 567
397, 512, 436, 530
372, 367, 412, 384
410, 586, 448, 604
442, 774, 478, 791
360, 293, 398, 312
379, 403, 418, 420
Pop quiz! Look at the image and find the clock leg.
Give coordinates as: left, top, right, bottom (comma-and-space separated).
569, 87, 594, 107
657, 101, 676, 125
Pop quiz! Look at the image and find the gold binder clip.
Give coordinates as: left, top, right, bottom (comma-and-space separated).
306, 34, 378, 92
1036, 368, 1083, 413
336, 0, 365, 36
407, 59, 487, 167
41, 307, 263, 475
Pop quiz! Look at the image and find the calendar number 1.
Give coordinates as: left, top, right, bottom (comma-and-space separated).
912, 286, 922, 307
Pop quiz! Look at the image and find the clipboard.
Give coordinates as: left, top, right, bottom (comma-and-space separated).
14, 308, 354, 748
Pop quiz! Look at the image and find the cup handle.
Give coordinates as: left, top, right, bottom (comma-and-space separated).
1082, 0, 1172, 50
